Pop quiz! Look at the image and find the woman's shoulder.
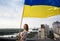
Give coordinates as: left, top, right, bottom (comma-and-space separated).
19, 30, 28, 35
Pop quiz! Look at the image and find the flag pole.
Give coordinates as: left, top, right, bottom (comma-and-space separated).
19, 0, 25, 33
18, 1, 25, 41
19, 6, 25, 32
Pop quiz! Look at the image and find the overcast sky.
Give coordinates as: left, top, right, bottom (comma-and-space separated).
0, 0, 24, 29
0, 0, 60, 29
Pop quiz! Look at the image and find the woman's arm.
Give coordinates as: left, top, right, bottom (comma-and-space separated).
20, 32, 27, 40
18, 32, 21, 41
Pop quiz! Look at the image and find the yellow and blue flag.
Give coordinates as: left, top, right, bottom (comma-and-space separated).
22, 0, 60, 28
23, 0, 60, 18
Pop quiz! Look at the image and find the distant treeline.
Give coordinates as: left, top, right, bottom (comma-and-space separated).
0, 29, 23, 35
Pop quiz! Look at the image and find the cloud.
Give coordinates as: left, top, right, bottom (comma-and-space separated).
0, 0, 24, 29
0, 0, 24, 18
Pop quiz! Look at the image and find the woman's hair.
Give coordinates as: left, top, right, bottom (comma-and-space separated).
24, 24, 29, 31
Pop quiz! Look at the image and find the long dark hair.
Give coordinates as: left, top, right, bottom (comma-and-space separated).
24, 24, 29, 31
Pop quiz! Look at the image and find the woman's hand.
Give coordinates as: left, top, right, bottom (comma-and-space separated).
18, 33, 21, 41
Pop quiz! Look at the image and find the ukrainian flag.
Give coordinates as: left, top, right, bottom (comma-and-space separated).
22, 0, 60, 28
23, 0, 60, 18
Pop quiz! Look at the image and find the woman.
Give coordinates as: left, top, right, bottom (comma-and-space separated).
18, 24, 29, 41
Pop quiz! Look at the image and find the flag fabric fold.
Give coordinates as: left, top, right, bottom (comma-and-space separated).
23, 0, 60, 18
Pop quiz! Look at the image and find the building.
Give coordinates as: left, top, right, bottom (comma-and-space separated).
53, 21, 60, 34
38, 24, 49, 39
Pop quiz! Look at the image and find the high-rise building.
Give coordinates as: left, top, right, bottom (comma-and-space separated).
38, 24, 49, 39
53, 21, 60, 34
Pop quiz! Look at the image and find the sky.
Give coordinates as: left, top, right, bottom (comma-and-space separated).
0, 0, 24, 29
0, 0, 60, 29
22, 15, 60, 29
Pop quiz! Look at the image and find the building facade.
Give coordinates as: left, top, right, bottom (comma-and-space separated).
38, 24, 49, 39
53, 21, 60, 34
